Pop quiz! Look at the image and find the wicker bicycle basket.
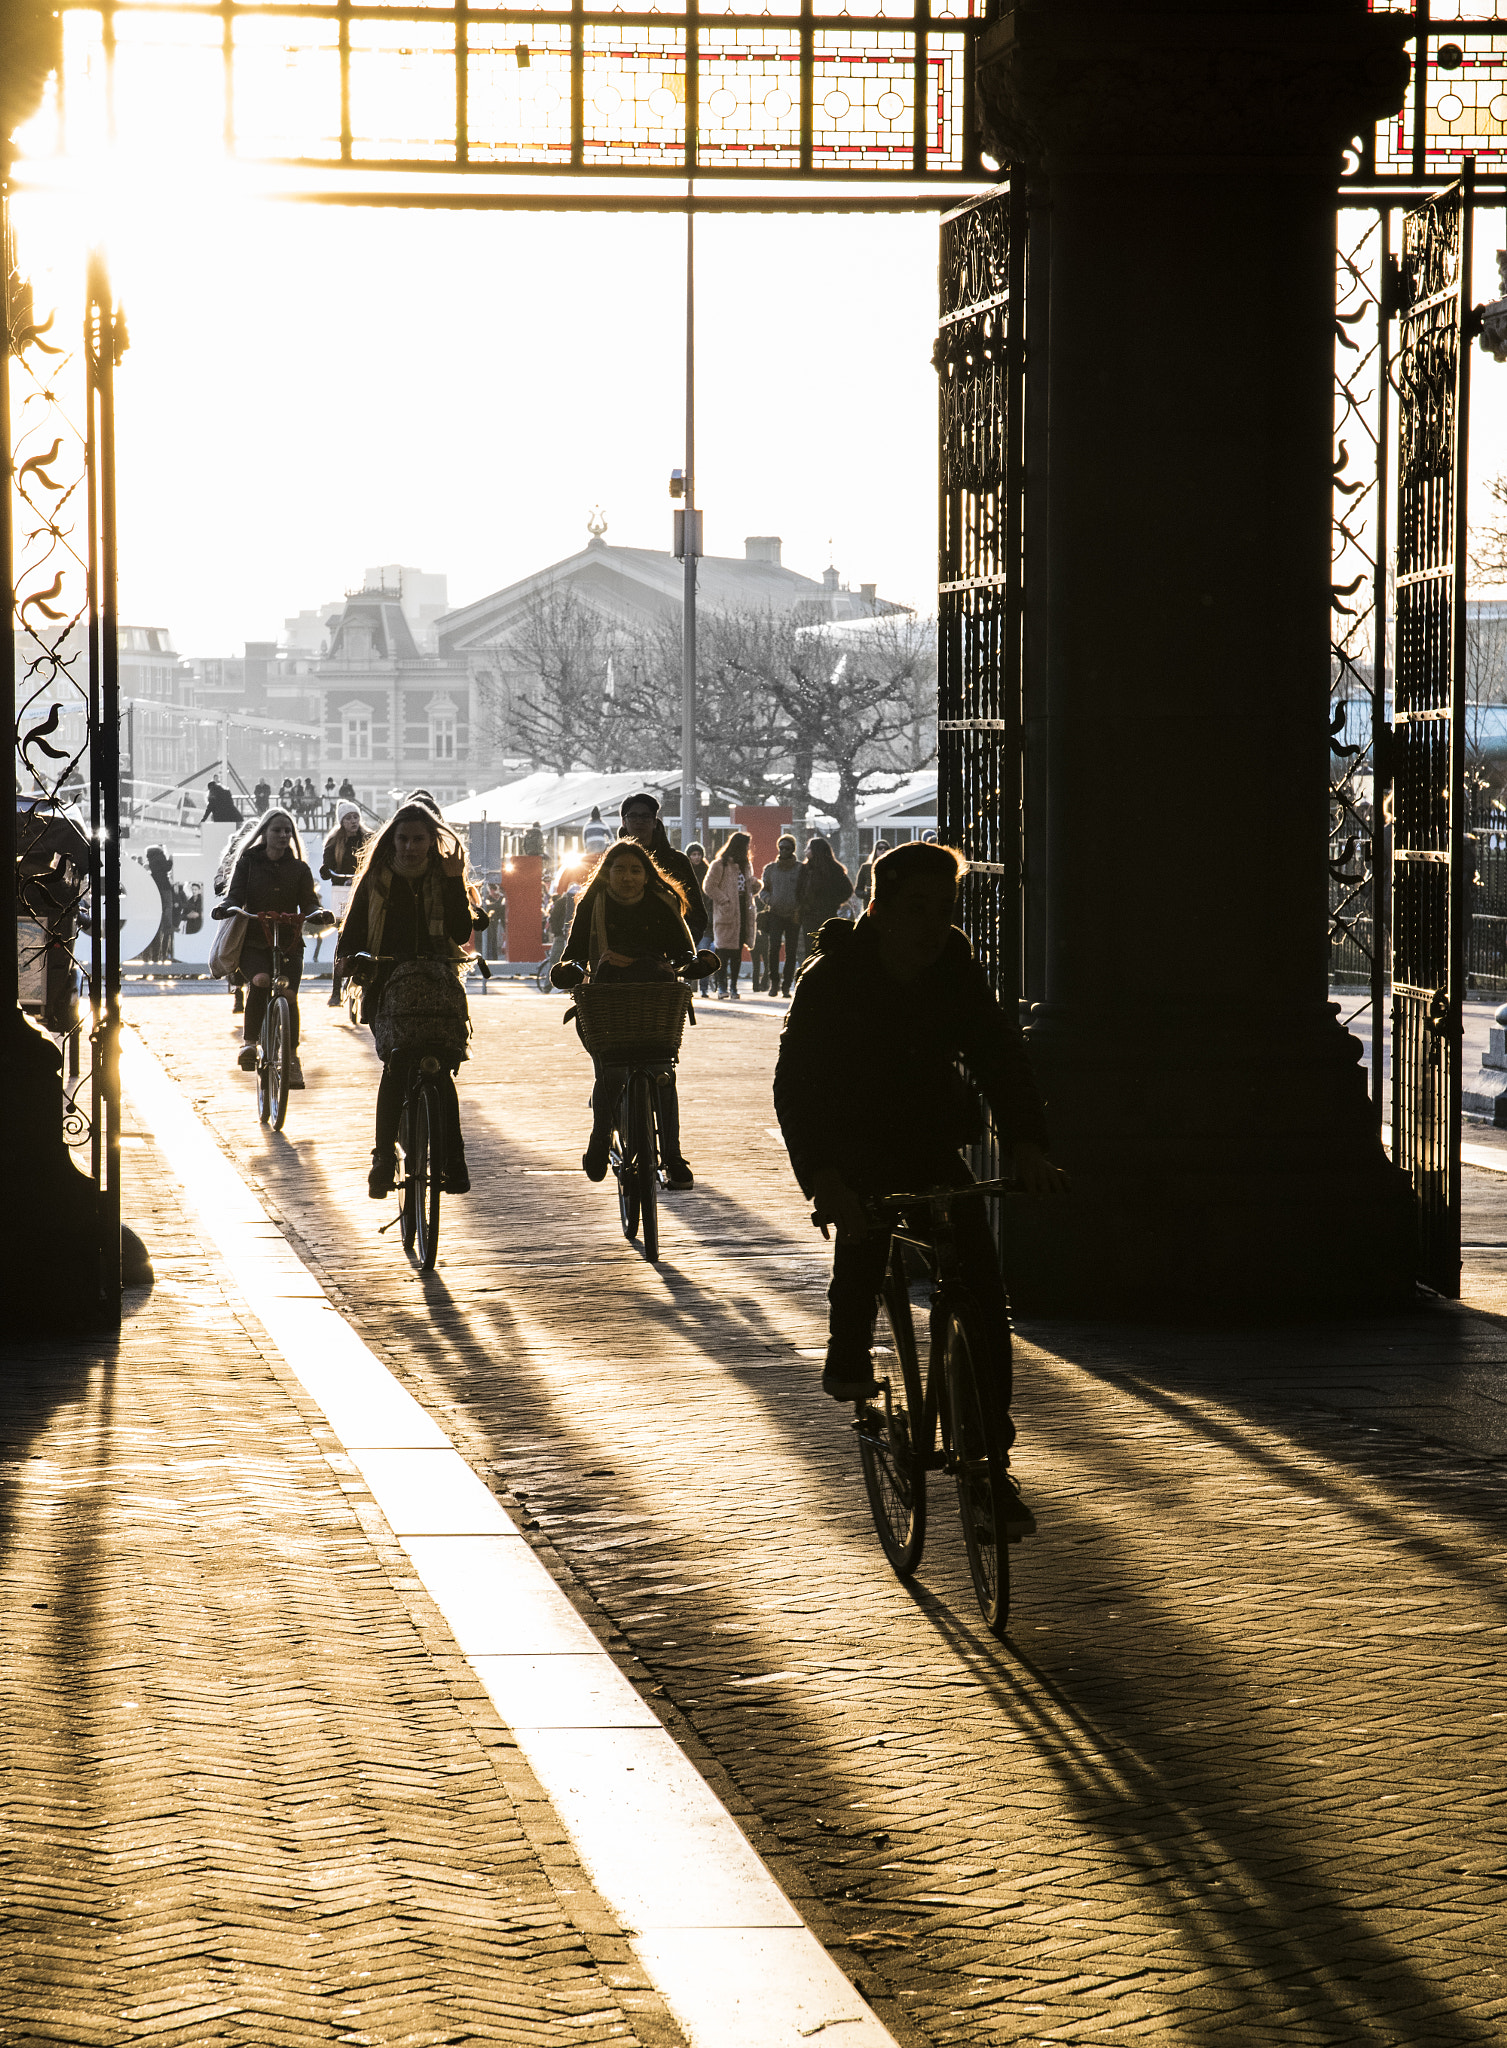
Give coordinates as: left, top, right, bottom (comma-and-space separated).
571, 979, 693, 1065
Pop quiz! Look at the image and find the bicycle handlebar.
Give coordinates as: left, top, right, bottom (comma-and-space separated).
871, 1177, 1015, 1213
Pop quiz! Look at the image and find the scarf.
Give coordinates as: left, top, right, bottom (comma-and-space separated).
364, 857, 461, 961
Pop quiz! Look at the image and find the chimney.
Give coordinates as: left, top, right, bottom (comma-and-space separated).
744, 536, 782, 567
860, 582, 876, 607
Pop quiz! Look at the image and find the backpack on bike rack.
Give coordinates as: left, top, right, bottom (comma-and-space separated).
374, 957, 471, 1063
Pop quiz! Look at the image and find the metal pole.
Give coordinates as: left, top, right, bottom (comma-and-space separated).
0, 183, 19, 1023
91, 252, 122, 1313
680, 187, 697, 855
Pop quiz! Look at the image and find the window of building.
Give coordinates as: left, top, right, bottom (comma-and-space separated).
428, 695, 458, 761
343, 704, 372, 760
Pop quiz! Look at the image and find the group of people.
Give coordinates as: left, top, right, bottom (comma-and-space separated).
209, 788, 1066, 1534
197, 773, 360, 834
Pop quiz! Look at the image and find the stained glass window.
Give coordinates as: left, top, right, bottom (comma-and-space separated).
1365, 15, 1507, 180
20, 0, 983, 182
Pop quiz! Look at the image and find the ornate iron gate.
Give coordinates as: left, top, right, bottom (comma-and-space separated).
935, 183, 1026, 1006
1391, 167, 1473, 1298
6, 213, 125, 1322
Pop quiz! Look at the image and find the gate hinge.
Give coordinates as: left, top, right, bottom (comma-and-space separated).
1380, 253, 1402, 320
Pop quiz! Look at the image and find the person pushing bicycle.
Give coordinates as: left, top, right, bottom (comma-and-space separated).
337, 802, 476, 1200
772, 841, 1066, 1523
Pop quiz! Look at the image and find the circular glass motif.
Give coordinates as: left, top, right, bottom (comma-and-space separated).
822, 89, 850, 119
708, 87, 737, 118
1438, 43, 1464, 73
1492, 94, 1507, 124
876, 90, 904, 121
765, 87, 793, 117
1437, 91, 1464, 123
592, 84, 621, 115
648, 87, 678, 119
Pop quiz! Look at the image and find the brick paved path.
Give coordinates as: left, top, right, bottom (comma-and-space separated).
86, 992, 1507, 2040
1, 1107, 682, 2048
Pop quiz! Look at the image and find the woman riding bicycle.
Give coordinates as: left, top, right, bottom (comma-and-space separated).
221, 807, 321, 1087
550, 838, 710, 1186
338, 802, 476, 1200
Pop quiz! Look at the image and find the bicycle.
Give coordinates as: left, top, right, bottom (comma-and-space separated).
568, 974, 696, 1265
220, 906, 324, 1130
537, 930, 568, 992
843, 1179, 1017, 1637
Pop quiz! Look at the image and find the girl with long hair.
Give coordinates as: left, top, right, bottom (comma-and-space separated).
339, 803, 476, 1198
704, 830, 755, 999
552, 838, 701, 1186
218, 808, 322, 1084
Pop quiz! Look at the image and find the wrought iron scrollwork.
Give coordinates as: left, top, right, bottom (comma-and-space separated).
936, 184, 1026, 1006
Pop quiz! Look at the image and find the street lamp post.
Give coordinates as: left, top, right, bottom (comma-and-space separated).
678, 192, 697, 854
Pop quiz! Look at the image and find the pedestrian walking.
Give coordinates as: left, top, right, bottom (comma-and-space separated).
616, 793, 709, 947
704, 831, 756, 998
797, 835, 854, 958
854, 839, 891, 908
758, 833, 803, 996
253, 777, 272, 814
683, 843, 715, 994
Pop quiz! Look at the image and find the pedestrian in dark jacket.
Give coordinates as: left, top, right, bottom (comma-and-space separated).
199, 776, 243, 825
796, 836, 853, 958
617, 791, 709, 947
773, 843, 1065, 1529
759, 834, 803, 996
854, 840, 891, 908
219, 808, 322, 1084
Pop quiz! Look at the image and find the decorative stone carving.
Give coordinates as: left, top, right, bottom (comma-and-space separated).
975, 3, 1411, 172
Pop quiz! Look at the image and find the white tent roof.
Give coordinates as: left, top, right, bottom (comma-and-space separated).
853, 770, 938, 827
445, 768, 681, 830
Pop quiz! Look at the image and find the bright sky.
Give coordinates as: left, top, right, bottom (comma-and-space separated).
12, 179, 942, 657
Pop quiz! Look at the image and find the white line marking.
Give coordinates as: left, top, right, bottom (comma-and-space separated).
121, 1030, 898, 2048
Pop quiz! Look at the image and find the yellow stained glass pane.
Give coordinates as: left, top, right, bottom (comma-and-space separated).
1423, 32, 1507, 173
582, 26, 686, 167
468, 26, 573, 164
812, 31, 914, 168
233, 17, 341, 162
113, 11, 225, 155
350, 21, 458, 162
698, 28, 802, 168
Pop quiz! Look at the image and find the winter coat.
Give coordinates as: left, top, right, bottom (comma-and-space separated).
704, 857, 756, 950
225, 844, 320, 923
761, 855, 802, 919
561, 886, 695, 974
797, 854, 853, 927
321, 821, 369, 880
633, 824, 708, 947
338, 859, 472, 1025
772, 916, 1048, 1197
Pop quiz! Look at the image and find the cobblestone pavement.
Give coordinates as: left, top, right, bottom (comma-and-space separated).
1, 1101, 684, 2048
109, 991, 1507, 2041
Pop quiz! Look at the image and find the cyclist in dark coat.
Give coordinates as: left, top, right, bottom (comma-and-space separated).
552, 838, 704, 1189
221, 809, 321, 1085
338, 804, 474, 1199
617, 791, 708, 947
773, 842, 1065, 1529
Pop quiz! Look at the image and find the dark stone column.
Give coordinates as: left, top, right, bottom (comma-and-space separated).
977, 0, 1418, 1312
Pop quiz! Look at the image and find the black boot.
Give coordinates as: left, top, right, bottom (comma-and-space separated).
368, 1148, 396, 1199
583, 1127, 611, 1181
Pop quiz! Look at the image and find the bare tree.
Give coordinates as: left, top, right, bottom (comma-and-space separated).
487, 585, 637, 775
1472, 475, 1507, 586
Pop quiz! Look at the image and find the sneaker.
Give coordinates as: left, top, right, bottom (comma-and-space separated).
821, 1357, 882, 1403
583, 1132, 610, 1182
368, 1148, 396, 1199
443, 1157, 471, 1195
288, 1056, 306, 1089
663, 1157, 694, 1190
999, 1473, 1037, 1542
237, 1044, 257, 1071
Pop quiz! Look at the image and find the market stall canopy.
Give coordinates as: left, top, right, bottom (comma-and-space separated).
444, 769, 682, 832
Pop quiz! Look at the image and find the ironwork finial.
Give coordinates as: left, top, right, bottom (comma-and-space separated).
587, 506, 608, 540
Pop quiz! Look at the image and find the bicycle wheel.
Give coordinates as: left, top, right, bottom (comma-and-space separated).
411, 1080, 442, 1270
268, 998, 293, 1131
613, 1086, 640, 1242
858, 1243, 929, 1576
942, 1299, 1010, 1637
398, 1099, 418, 1254
633, 1072, 659, 1263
